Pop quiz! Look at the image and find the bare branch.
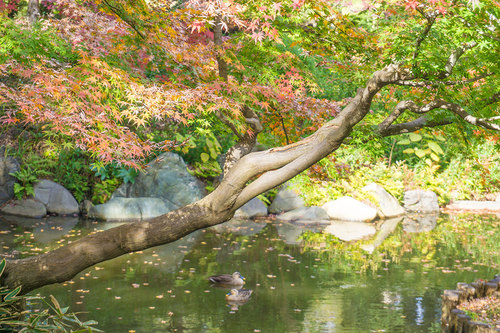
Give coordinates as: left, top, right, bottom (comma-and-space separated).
412, 7, 438, 70
393, 72, 494, 87
379, 117, 453, 137
438, 101, 500, 131
441, 41, 477, 78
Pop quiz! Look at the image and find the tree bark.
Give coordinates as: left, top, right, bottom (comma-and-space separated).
0, 63, 429, 294
28, 0, 40, 25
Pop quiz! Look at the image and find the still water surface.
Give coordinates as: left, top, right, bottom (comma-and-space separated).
0, 213, 498, 332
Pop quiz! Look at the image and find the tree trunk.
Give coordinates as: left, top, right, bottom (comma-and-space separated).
28, 0, 40, 25
1, 64, 404, 294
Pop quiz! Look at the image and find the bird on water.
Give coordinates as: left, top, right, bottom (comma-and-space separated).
208, 272, 245, 286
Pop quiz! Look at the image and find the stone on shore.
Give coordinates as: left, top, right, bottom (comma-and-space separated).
362, 183, 405, 218
322, 196, 377, 222
404, 190, 440, 213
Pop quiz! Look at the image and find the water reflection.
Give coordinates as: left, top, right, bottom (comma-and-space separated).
0, 213, 497, 332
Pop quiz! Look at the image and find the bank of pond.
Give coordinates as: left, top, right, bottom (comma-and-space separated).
1, 212, 499, 332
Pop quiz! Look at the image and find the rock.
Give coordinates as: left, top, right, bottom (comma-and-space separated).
362, 183, 405, 218
324, 221, 377, 242
89, 197, 176, 221
268, 186, 305, 214
322, 196, 377, 222
0, 147, 20, 204
0, 199, 47, 218
233, 197, 268, 218
404, 190, 440, 213
34, 180, 79, 215
79, 200, 94, 215
496, 194, 500, 202
276, 206, 329, 222
445, 200, 500, 212
402, 213, 438, 233
113, 152, 206, 209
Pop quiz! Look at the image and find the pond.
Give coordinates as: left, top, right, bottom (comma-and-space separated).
0, 213, 498, 332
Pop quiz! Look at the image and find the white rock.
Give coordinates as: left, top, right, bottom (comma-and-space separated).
324, 221, 377, 242
322, 196, 377, 222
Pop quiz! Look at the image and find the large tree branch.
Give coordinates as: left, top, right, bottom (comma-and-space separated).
2, 63, 400, 294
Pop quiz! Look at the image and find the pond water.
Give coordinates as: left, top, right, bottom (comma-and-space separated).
0, 213, 498, 332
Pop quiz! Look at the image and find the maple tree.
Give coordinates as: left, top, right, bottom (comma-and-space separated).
0, 0, 499, 292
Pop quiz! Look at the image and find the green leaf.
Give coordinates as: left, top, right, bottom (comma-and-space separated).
396, 139, 411, 145
409, 133, 422, 142
402, 148, 415, 154
427, 141, 444, 155
200, 153, 210, 163
4, 286, 21, 301
414, 149, 426, 158
430, 153, 440, 162
0, 258, 6, 277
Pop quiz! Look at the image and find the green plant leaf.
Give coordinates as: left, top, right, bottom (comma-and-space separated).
0, 258, 6, 277
415, 149, 426, 158
409, 133, 422, 142
430, 153, 440, 162
427, 141, 444, 155
396, 139, 411, 145
402, 148, 414, 154
4, 286, 21, 301
200, 153, 210, 163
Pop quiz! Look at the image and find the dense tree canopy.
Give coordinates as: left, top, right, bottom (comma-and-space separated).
0, 0, 498, 292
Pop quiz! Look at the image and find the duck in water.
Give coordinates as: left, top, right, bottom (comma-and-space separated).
208, 272, 245, 286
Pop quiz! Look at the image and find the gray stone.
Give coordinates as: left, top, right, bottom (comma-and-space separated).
0, 147, 20, 204
402, 213, 438, 233
79, 200, 94, 215
404, 190, 440, 213
362, 183, 405, 218
276, 206, 329, 222
445, 200, 500, 212
324, 221, 377, 242
34, 180, 79, 215
268, 187, 305, 214
0, 199, 47, 218
322, 196, 377, 222
113, 152, 206, 209
233, 197, 268, 218
89, 197, 176, 221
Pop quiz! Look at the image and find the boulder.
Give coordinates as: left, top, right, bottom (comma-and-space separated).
0, 199, 47, 218
268, 187, 305, 214
112, 152, 206, 209
89, 197, 176, 221
402, 213, 438, 233
324, 221, 377, 242
404, 190, 440, 213
0, 147, 20, 204
322, 196, 377, 222
362, 183, 405, 218
233, 197, 268, 219
276, 206, 329, 222
34, 180, 79, 215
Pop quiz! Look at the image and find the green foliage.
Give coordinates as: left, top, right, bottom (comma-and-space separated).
9, 167, 37, 200
395, 132, 446, 167
0, 20, 77, 65
0, 259, 101, 332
